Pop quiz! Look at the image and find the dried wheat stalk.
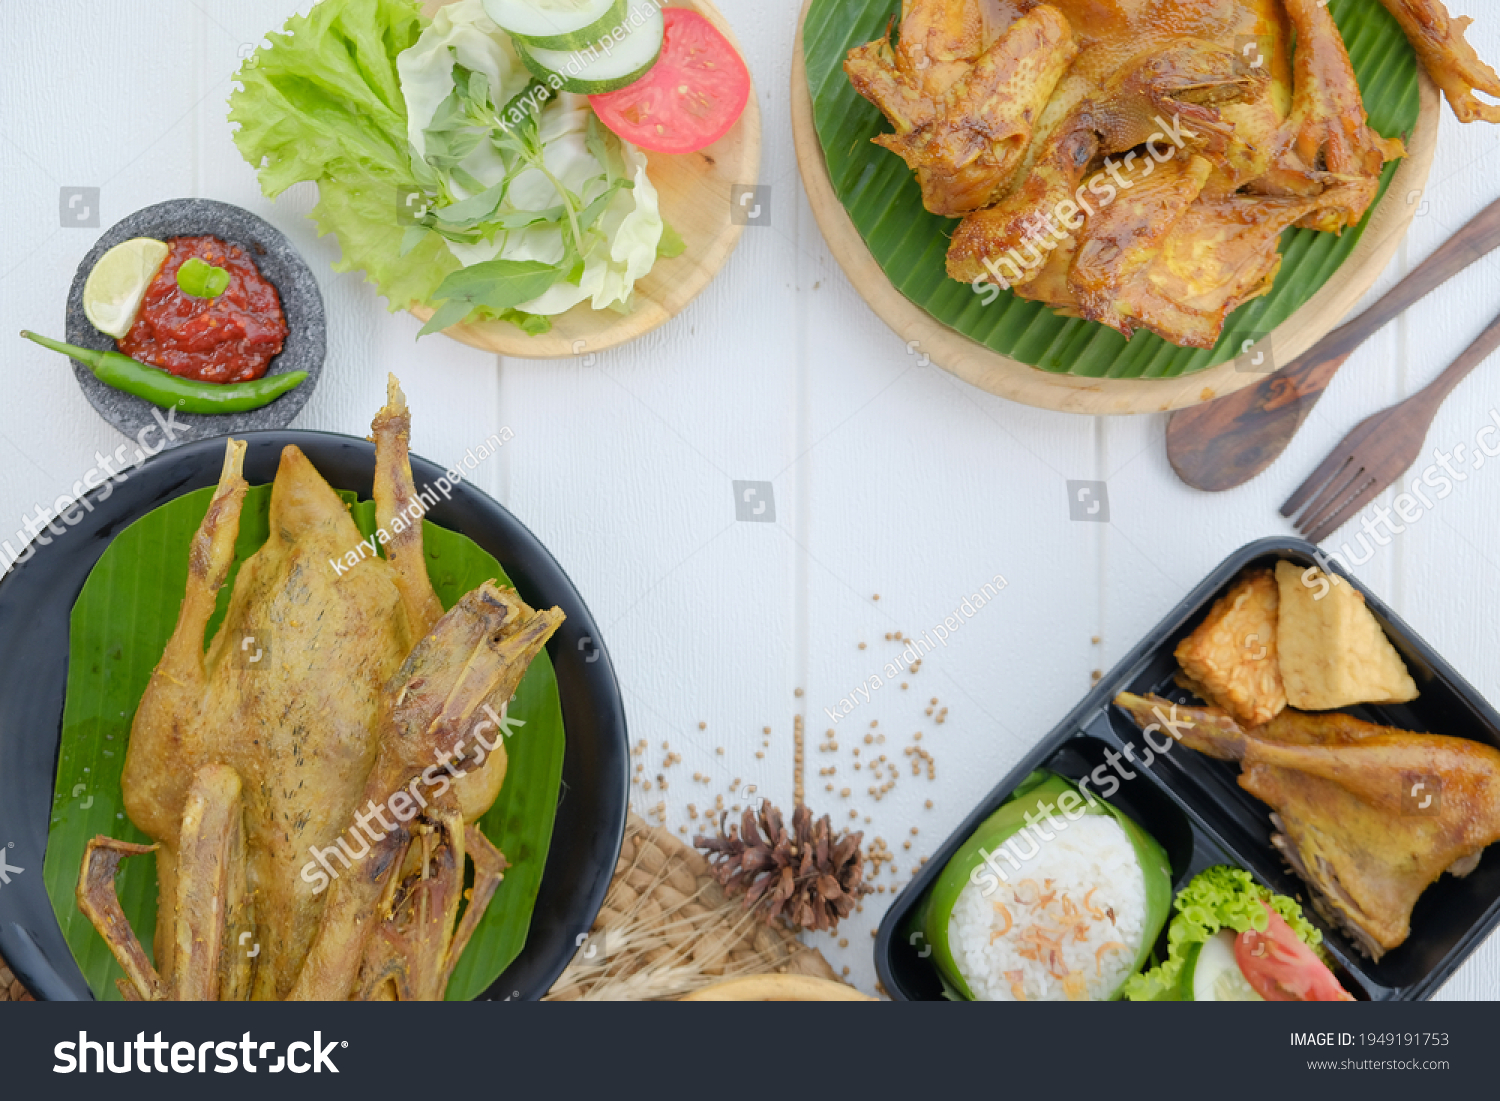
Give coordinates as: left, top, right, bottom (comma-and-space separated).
546, 814, 841, 1001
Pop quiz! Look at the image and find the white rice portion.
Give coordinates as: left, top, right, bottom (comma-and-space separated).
949, 816, 1146, 1001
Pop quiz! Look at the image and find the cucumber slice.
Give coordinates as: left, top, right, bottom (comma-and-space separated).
483, 0, 626, 51
513, 0, 664, 94
1189, 931, 1264, 1001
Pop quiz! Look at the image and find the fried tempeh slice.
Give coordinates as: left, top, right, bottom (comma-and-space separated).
1173, 567, 1287, 727
1275, 562, 1419, 711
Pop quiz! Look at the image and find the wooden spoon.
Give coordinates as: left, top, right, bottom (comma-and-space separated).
1166, 195, 1500, 492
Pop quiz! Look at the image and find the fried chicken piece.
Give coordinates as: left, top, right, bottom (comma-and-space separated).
1068, 154, 1215, 338
288, 584, 563, 1000
1100, 189, 1331, 347
947, 29, 1268, 292
846, 1, 1077, 217
1114, 694, 1500, 960
1253, 0, 1405, 234
1378, 0, 1500, 123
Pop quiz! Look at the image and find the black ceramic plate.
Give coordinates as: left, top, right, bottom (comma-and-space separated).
876, 537, 1500, 1002
0, 431, 628, 1001
61, 199, 326, 445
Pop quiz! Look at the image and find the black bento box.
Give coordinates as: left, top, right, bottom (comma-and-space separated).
875, 537, 1500, 1001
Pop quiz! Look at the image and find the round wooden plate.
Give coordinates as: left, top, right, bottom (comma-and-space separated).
680, 974, 877, 1001
792, 1, 1439, 416
414, 0, 762, 359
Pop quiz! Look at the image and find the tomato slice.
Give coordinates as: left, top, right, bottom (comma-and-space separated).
589, 9, 751, 155
1235, 903, 1354, 1002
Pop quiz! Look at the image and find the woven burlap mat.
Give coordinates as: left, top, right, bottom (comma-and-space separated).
0, 815, 837, 1003
0, 951, 34, 1001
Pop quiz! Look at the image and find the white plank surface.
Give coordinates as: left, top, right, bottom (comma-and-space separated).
1, 0, 1498, 1000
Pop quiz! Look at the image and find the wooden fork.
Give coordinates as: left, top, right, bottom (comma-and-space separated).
1282, 307, 1500, 543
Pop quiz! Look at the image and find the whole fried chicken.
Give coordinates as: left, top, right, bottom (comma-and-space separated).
847, 0, 1500, 349
77, 379, 564, 1000
1115, 694, 1500, 960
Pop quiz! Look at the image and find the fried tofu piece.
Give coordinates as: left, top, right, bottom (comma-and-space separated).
1174, 567, 1287, 727
1275, 562, 1419, 711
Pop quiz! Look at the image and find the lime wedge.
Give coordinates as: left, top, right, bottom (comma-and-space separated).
83, 237, 169, 339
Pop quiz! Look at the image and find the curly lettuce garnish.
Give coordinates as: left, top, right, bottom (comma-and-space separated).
1123, 865, 1324, 1001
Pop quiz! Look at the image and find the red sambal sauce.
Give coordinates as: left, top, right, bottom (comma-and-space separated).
118, 236, 288, 384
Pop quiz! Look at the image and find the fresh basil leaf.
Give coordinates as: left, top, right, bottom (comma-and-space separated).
408, 150, 441, 190
491, 205, 568, 230
450, 164, 490, 196
177, 257, 231, 298
577, 179, 628, 234
419, 258, 560, 337
426, 90, 469, 138
499, 81, 549, 135
435, 179, 508, 227
418, 296, 477, 338
466, 66, 490, 110
585, 112, 613, 180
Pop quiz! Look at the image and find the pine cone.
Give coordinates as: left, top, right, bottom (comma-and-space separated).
695, 802, 869, 933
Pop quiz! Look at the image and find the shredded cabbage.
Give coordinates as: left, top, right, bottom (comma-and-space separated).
229, 0, 667, 335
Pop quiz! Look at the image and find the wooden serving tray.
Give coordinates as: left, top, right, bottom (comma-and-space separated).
414, 0, 762, 359
791, 0, 1438, 416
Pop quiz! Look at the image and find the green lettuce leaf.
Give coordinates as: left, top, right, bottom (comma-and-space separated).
229, 0, 459, 310
1122, 865, 1324, 1001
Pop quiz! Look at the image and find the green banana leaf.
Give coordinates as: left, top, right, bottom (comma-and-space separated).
802, 0, 1420, 378
42, 482, 564, 1001
916, 771, 1172, 1000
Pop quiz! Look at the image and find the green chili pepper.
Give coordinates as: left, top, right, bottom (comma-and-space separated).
20, 331, 306, 415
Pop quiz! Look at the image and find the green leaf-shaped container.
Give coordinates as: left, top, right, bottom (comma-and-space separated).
916, 771, 1173, 1001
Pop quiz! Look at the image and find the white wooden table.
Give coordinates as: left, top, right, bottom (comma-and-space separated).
1, 0, 1497, 999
